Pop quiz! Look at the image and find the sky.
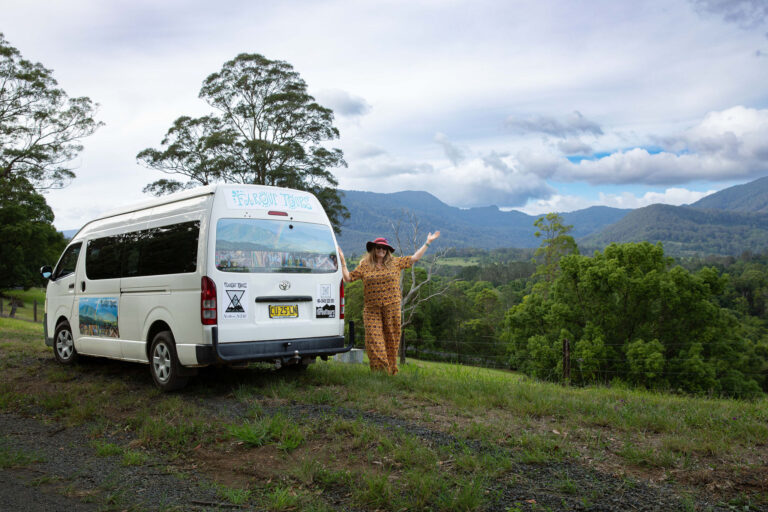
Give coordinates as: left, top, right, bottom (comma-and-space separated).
3, 0, 768, 230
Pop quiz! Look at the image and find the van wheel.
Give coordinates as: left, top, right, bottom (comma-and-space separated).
150, 331, 188, 392
53, 321, 78, 365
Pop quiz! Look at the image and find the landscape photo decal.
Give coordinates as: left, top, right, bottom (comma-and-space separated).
79, 297, 119, 338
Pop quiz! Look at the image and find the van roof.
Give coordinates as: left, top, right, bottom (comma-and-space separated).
92, 185, 218, 222
72, 184, 318, 240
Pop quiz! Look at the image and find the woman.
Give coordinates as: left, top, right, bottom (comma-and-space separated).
338, 231, 441, 375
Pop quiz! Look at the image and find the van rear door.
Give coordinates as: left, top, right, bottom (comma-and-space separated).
211, 216, 341, 344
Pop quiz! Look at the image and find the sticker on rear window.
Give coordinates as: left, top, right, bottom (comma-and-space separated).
223, 281, 248, 320
316, 283, 336, 319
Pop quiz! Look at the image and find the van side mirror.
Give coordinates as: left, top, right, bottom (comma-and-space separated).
40, 265, 53, 280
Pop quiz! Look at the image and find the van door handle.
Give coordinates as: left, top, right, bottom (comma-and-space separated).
81, 282, 86, 292
68, 283, 74, 289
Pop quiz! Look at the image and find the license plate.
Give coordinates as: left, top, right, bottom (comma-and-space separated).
269, 304, 299, 318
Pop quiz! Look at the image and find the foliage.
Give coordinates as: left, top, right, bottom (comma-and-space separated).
0, 33, 102, 189
137, 53, 348, 231
502, 242, 767, 397
533, 212, 578, 283
0, 178, 66, 289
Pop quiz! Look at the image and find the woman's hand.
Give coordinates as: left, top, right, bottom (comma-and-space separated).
411, 230, 442, 263
338, 246, 352, 282
426, 231, 441, 244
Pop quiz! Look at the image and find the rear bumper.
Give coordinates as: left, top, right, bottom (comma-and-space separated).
197, 323, 355, 364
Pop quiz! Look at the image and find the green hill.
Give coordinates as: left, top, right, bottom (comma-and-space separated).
580, 203, 768, 256
690, 175, 768, 212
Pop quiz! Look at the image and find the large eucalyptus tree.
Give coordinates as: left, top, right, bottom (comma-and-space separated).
138, 53, 348, 231
0, 33, 102, 190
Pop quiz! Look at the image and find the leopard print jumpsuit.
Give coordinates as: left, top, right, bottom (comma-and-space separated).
348, 257, 413, 375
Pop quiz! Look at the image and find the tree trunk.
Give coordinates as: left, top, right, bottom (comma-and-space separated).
399, 331, 406, 365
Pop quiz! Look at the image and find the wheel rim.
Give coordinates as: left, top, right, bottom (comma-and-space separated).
56, 329, 73, 360
153, 343, 171, 383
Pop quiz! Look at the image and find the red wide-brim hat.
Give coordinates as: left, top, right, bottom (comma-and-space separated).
366, 237, 395, 253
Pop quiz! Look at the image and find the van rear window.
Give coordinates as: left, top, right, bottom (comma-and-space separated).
215, 219, 338, 274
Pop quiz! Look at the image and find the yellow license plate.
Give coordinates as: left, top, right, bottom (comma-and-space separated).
269, 304, 299, 318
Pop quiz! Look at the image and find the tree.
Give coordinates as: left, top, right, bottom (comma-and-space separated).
533, 212, 578, 284
1, 33, 102, 189
136, 115, 232, 195
138, 53, 349, 231
391, 210, 453, 364
0, 177, 66, 289
503, 241, 766, 397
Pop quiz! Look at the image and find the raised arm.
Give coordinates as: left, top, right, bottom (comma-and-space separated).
338, 246, 352, 282
410, 231, 441, 263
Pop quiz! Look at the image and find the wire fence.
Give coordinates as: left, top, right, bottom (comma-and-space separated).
0, 297, 43, 323
399, 336, 768, 381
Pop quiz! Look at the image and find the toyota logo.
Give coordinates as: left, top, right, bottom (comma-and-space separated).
278, 280, 291, 291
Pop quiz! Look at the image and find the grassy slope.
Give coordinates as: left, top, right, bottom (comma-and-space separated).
0, 318, 766, 510
0, 288, 45, 323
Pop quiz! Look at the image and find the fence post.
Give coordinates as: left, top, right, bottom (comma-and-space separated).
562, 338, 570, 385
34, 300, 38, 322
0, 298, 3, 316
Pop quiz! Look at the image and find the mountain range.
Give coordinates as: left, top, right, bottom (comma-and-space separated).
60, 176, 768, 258
336, 175, 768, 257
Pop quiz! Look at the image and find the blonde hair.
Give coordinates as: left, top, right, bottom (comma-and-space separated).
361, 247, 395, 269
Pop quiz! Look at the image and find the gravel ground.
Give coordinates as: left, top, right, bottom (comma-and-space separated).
1, 395, 761, 511
0, 413, 227, 511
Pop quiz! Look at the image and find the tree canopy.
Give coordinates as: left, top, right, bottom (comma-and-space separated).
533, 212, 578, 284
502, 242, 766, 397
0, 177, 67, 288
137, 53, 348, 231
0, 33, 102, 189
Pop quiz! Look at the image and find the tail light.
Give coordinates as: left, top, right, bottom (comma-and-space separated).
340, 279, 345, 319
201, 276, 217, 325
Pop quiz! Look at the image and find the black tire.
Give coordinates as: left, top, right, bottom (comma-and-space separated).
53, 321, 78, 365
149, 331, 188, 391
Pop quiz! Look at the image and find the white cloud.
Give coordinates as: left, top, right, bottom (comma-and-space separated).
434, 133, 466, 165
511, 106, 768, 186
691, 0, 768, 30
557, 138, 594, 155
506, 111, 603, 138
314, 89, 371, 118
517, 187, 717, 215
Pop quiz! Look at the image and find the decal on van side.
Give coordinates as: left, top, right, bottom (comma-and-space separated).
223, 281, 248, 320
226, 189, 314, 211
79, 298, 119, 338
316, 283, 336, 319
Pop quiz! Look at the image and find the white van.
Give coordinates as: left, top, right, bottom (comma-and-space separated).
41, 184, 352, 390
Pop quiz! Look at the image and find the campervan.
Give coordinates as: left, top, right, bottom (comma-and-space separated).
40, 184, 352, 390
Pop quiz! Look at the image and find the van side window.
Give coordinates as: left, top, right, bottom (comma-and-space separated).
87, 221, 200, 280
129, 221, 200, 277
51, 243, 82, 280
86, 235, 123, 280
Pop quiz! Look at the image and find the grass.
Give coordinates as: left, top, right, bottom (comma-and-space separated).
0, 318, 766, 510
0, 435, 45, 468
0, 288, 45, 323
